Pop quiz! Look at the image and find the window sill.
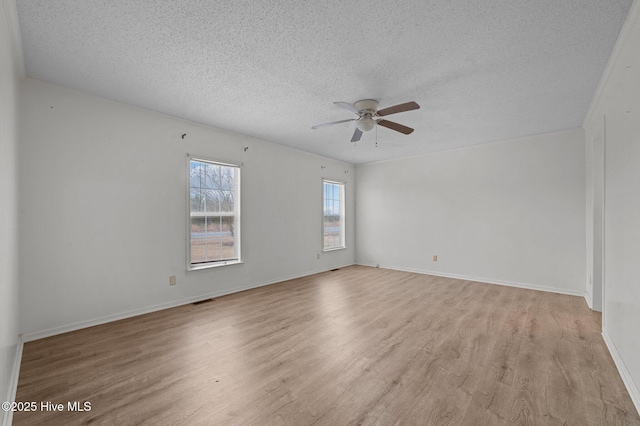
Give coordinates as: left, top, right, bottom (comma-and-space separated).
323, 247, 346, 252
188, 260, 243, 272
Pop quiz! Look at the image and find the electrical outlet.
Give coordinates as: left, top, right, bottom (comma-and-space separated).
169, 275, 176, 286
432, 255, 438, 262
317, 253, 320, 260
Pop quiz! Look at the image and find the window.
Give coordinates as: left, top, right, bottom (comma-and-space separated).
188, 158, 240, 269
323, 179, 345, 251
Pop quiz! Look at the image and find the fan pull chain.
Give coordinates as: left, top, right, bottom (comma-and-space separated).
375, 123, 378, 147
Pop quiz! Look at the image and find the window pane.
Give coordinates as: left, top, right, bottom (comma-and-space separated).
190, 217, 207, 264
190, 162, 204, 188
220, 190, 234, 212
190, 189, 204, 212
205, 189, 220, 212
221, 216, 236, 259
202, 234, 221, 262
221, 167, 234, 190
190, 215, 238, 263
190, 216, 205, 233
204, 164, 218, 189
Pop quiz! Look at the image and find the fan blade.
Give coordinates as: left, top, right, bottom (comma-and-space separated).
311, 118, 356, 129
377, 119, 414, 135
334, 101, 359, 114
351, 128, 363, 142
377, 101, 420, 117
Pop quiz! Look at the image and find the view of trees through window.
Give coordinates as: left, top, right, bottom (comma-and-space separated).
323, 180, 345, 250
189, 159, 240, 265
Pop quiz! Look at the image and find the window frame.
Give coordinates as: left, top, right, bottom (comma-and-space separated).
187, 155, 242, 271
322, 179, 346, 252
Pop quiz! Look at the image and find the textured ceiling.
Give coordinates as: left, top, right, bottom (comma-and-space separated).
16, 0, 633, 164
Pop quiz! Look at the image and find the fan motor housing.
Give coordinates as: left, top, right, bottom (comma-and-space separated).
354, 99, 379, 114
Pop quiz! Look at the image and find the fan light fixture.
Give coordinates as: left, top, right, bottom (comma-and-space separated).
357, 117, 376, 132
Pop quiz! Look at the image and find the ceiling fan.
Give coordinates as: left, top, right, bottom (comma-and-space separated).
312, 99, 420, 142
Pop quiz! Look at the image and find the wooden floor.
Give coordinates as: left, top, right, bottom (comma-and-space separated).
14, 266, 640, 425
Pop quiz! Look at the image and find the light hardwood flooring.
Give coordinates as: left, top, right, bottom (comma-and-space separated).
14, 266, 640, 425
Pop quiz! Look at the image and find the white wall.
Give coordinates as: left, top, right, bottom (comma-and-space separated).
18, 78, 355, 339
0, 0, 21, 422
584, 0, 640, 410
356, 129, 586, 295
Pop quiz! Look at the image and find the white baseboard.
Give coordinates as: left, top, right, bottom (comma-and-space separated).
1, 337, 23, 426
357, 262, 586, 298
585, 289, 594, 310
602, 328, 640, 415
21, 263, 355, 342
